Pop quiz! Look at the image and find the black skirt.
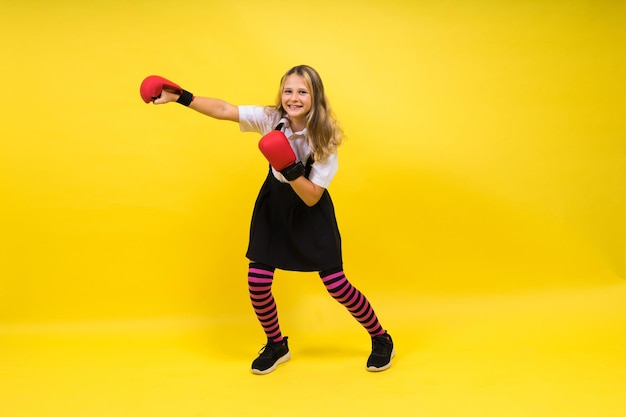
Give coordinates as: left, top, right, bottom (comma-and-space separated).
246, 166, 343, 272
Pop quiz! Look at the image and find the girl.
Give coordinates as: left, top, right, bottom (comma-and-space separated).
148, 65, 394, 374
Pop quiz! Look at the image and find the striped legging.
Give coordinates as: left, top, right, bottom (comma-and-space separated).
248, 262, 385, 342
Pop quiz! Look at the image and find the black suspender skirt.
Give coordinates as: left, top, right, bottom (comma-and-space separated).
246, 158, 343, 272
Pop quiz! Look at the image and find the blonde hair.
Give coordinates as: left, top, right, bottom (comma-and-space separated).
271, 65, 344, 162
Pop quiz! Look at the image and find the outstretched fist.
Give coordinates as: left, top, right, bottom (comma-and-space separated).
139, 75, 182, 103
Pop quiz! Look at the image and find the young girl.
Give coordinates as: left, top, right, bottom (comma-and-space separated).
144, 65, 394, 374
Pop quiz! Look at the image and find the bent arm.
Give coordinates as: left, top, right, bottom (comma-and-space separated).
289, 176, 325, 207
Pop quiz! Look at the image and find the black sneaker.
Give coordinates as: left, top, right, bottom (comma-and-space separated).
251, 337, 291, 375
367, 332, 395, 372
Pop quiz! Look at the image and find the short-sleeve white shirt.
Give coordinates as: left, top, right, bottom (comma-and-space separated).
239, 106, 338, 189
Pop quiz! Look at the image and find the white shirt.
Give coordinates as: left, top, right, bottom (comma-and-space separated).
239, 106, 338, 189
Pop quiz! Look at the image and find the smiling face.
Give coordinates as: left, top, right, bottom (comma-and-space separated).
281, 74, 312, 131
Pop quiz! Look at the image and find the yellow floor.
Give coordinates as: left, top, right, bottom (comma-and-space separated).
1, 281, 625, 417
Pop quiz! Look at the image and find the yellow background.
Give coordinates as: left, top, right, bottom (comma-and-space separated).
0, 1, 624, 416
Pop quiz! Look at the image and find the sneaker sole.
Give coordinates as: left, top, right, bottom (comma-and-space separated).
366, 348, 395, 372
251, 351, 291, 375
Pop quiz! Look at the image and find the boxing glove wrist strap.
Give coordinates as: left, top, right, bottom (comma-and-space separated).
281, 162, 305, 181
176, 90, 194, 106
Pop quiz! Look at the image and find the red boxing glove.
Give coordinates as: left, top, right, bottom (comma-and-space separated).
139, 75, 194, 106
258, 131, 305, 181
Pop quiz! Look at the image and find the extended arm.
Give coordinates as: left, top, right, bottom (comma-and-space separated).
140, 75, 238, 122
155, 90, 239, 122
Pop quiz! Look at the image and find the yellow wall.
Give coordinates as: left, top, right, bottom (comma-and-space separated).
0, 0, 624, 323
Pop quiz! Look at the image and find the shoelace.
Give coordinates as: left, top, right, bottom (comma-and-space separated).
258, 341, 281, 358
372, 335, 391, 355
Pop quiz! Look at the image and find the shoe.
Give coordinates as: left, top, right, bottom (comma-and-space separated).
367, 332, 395, 372
251, 337, 291, 375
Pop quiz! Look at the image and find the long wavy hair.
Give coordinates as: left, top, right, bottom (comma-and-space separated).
271, 65, 344, 162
